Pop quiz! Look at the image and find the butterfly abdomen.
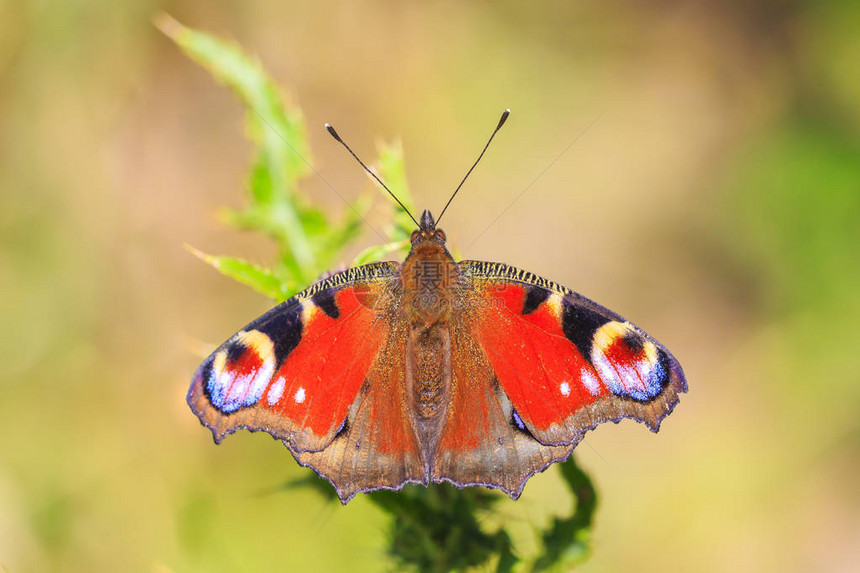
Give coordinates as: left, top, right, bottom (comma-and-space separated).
408, 326, 451, 418
404, 322, 453, 472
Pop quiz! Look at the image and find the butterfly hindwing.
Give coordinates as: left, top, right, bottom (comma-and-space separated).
431, 321, 573, 498
187, 262, 401, 453
296, 317, 426, 501
459, 261, 687, 448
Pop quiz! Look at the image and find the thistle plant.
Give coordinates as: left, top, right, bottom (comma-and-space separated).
158, 15, 596, 571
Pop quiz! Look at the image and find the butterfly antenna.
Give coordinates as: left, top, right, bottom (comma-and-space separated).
325, 123, 419, 227
436, 109, 510, 225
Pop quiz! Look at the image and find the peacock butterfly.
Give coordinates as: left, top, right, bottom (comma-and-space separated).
187, 110, 687, 503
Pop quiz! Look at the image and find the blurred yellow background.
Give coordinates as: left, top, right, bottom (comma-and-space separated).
2, 1, 858, 572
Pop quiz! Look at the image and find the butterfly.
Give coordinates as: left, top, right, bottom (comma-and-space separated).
187, 110, 687, 503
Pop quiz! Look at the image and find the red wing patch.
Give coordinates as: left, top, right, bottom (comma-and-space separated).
468, 283, 604, 443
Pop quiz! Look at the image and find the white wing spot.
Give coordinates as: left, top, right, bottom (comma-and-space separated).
581, 368, 601, 395
294, 387, 306, 404
267, 377, 286, 405
559, 381, 571, 397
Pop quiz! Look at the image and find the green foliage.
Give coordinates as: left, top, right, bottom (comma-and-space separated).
157, 12, 399, 300
161, 15, 597, 571
531, 457, 596, 571
362, 459, 596, 573
367, 485, 517, 573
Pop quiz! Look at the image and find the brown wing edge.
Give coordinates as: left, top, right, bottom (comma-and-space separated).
186, 262, 401, 454
432, 450, 573, 501
295, 461, 429, 505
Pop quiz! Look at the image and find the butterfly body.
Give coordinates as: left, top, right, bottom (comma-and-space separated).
188, 210, 687, 503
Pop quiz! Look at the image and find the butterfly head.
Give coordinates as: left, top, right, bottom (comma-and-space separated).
412, 209, 447, 245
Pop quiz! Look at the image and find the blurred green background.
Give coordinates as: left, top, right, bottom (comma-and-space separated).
2, 1, 859, 571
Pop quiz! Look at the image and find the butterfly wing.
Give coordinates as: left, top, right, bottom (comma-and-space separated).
188, 262, 424, 500
431, 261, 687, 496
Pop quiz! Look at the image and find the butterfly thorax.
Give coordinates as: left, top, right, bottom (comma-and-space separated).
400, 212, 459, 464
402, 210, 457, 326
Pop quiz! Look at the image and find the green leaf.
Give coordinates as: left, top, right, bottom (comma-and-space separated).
310, 195, 373, 272
185, 245, 288, 301
157, 13, 315, 271
352, 240, 410, 266
530, 455, 597, 571
376, 140, 417, 245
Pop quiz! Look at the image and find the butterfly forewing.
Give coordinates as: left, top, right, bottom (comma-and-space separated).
187, 262, 401, 453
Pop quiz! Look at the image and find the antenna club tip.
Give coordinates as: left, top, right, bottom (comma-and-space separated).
325, 123, 342, 142
497, 109, 511, 129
